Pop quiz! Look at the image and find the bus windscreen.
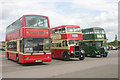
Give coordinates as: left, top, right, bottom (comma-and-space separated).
25, 16, 48, 28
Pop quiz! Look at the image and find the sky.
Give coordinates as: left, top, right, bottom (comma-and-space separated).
0, 0, 119, 42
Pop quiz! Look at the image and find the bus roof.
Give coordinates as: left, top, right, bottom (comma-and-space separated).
23, 14, 48, 18
6, 14, 49, 29
82, 27, 104, 31
51, 25, 80, 30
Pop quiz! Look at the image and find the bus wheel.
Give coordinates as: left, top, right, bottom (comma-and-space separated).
16, 54, 19, 63
103, 52, 107, 57
79, 53, 85, 60
63, 51, 70, 61
90, 50, 96, 57
7, 53, 10, 60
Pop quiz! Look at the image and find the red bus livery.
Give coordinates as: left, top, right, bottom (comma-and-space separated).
5, 15, 51, 63
51, 25, 85, 61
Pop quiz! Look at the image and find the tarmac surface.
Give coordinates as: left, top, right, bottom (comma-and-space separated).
1, 50, 118, 78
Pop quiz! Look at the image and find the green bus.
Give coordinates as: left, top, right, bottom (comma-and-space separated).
79, 27, 108, 57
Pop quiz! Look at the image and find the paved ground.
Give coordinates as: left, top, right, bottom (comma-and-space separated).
1, 50, 118, 78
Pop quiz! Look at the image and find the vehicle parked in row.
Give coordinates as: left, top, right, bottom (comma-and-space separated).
79, 27, 108, 57
51, 25, 85, 61
5, 14, 52, 64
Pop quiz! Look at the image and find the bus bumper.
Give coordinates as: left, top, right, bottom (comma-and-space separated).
19, 54, 52, 63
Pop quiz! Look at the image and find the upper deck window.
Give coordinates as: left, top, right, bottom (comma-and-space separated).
94, 30, 105, 34
67, 27, 74, 32
25, 16, 48, 28
74, 27, 80, 32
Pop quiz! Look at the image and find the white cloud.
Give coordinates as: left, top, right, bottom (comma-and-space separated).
0, 0, 118, 42
71, 0, 118, 12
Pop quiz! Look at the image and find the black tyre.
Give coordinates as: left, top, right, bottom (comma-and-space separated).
103, 52, 107, 57
79, 53, 85, 60
63, 51, 70, 61
7, 53, 10, 60
90, 50, 96, 57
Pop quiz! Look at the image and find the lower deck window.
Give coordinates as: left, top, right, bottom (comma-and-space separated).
23, 38, 51, 53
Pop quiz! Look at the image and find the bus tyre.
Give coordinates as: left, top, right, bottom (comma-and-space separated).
79, 53, 85, 60
7, 53, 10, 60
63, 51, 70, 61
103, 52, 107, 57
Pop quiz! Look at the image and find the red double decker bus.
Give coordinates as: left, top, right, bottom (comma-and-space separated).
51, 25, 85, 61
5, 15, 51, 63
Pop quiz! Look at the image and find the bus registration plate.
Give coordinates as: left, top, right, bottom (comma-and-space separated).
36, 60, 42, 62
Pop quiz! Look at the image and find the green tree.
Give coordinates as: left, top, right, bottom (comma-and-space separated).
114, 34, 118, 46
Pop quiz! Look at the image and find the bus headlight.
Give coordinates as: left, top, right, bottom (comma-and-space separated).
71, 51, 73, 53
81, 50, 85, 53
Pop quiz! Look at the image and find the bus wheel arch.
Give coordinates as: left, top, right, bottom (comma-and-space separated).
62, 50, 70, 61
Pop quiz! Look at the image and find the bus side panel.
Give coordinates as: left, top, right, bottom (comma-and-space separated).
18, 54, 24, 63
9, 52, 17, 61
61, 34, 83, 39
6, 28, 23, 41
51, 49, 68, 59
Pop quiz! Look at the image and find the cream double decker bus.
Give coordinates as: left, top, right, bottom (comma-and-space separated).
51, 25, 85, 61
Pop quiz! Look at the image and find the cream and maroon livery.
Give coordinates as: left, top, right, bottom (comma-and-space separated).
51, 25, 85, 61
5, 15, 51, 63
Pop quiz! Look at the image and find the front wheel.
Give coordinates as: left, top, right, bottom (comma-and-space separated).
103, 52, 108, 57
79, 53, 85, 60
63, 51, 70, 61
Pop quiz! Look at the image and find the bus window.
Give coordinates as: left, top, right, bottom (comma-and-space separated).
100, 30, 105, 34
62, 41, 65, 47
67, 27, 74, 32
52, 43, 54, 47
65, 40, 68, 46
94, 30, 100, 34
59, 43, 61, 47
59, 29, 62, 33
56, 43, 59, 47
69, 40, 75, 45
80, 42, 88, 47
43, 39, 51, 52
55, 29, 59, 34
62, 28, 65, 33
75, 27, 80, 32
7, 41, 17, 51
51, 30, 55, 34
25, 16, 48, 28
20, 40, 23, 52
